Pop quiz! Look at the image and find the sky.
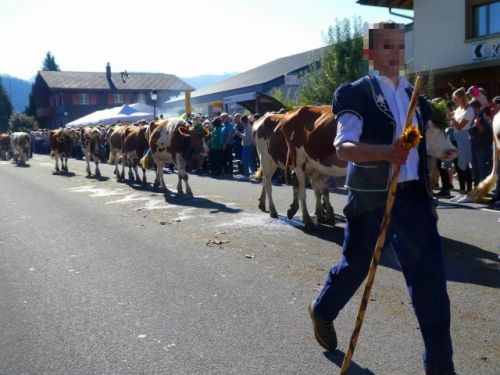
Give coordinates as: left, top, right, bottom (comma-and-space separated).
0, 0, 413, 81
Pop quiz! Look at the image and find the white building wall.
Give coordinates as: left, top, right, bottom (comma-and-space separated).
413, 0, 500, 72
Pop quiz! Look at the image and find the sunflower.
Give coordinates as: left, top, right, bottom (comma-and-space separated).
399, 125, 422, 150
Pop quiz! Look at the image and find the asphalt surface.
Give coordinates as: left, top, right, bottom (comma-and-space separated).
0, 155, 498, 375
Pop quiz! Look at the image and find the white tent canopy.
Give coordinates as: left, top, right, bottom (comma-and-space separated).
65, 104, 154, 128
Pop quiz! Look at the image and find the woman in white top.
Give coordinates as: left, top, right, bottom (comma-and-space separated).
449, 87, 474, 202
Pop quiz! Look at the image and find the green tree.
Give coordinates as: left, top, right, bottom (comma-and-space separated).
8, 113, 39, 132
270, 87, 299, 110
298, 17, 364, 105
0, 76, 14, 132
41, 51, 60, 71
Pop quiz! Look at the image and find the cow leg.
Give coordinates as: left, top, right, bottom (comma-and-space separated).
312, 176, 335, 225
128, 157, 135, 181
119, 155, 126, 181
287, 172, 300, 219
154, 159, 168, 193
258, 184, 267, 212
295, 169, 315, 232
141, 168, 148, 185
261, 163, 278, 217
94, 158, 101, 177
62, 156, 68, 172
132, 160, 142, 184
85, 152, 92, 176
54, 153, 60, 173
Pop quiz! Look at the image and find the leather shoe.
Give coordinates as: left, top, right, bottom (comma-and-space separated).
309, 300, 337, 351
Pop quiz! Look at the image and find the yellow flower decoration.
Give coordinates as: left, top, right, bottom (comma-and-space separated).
399, 125, 422, 150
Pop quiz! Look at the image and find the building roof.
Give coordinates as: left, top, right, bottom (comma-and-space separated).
38, 70, 194, 91
191, 47, 325, 98
356, 0, 413, 10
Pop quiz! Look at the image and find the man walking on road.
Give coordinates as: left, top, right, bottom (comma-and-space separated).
309, 22, 456, 375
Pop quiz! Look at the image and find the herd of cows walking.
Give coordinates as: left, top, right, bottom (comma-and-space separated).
1, 105, 461, 231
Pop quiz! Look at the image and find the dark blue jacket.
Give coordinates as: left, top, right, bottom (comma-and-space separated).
332, 76, 432, 195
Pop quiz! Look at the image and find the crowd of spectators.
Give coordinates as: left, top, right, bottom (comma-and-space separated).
433, 85, 499, 206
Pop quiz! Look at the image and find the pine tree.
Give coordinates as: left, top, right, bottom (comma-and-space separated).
41, 51, 60, 71
0, 76, 14, 132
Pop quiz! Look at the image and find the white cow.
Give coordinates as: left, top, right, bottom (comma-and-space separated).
11, 132, 31, 164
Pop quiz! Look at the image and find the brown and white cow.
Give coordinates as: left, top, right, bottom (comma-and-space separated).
140, 118, 209, 196
257, 105, 457, 231
49, 128, 78, 173
11, 132, 31, 164
0, 133, 12, 160
106, 123, 130, 179
252, 112, 305, 219
80, 126, 104, 177
121, 122, 149, 184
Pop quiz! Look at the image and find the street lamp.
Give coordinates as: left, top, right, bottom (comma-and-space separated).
150, 89, 158, 119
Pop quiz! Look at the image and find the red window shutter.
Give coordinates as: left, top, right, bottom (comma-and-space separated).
91, 93, 97, 105
125, 93, 132, 104
72, 94, 78, 104
108, 93, 114, 105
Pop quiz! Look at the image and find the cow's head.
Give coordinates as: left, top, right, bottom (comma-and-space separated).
426, 121, 457, 161
178, 125, 209, 156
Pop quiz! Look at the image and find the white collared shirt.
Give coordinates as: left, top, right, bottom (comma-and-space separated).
334, 75, 420, 182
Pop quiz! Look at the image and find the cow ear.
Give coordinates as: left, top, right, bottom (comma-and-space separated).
177, 126, 191, 137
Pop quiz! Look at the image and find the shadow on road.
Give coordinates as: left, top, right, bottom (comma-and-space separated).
163, 193, 243, 214
52, 171, 76, 177
440, 236, 500, 289
323, 350, 375, 375
85, 175, 109, 182
378, 236, 500, 289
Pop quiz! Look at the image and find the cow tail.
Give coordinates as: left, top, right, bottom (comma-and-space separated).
107, 153, 115, 165
140, 149, 152, 170
470, 139, 498, 202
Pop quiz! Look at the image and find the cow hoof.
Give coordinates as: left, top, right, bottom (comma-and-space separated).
270, 211, 278, 219
286, 208, 297, 220
136, 178, 142, 184
258, 203, 266, 212
96, 171, 101, 177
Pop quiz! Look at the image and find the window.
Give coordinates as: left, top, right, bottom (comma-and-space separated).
113, 93, 124, 104
78, 93, 90, 105
137, 93, 146, 103
468, 0, 500, 38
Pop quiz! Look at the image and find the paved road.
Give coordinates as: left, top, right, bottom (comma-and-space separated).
0, 155, 498, 375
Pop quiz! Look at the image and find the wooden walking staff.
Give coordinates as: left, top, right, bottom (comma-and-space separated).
339, 76, 424, 375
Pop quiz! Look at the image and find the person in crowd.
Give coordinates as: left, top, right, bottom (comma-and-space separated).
234, 115, 256, 177
220, 112, 234, 176
449, 87, 474, 203
308, 22, 455, 375
490, 96, 500, 206
467, 85, 490, 116
232, 113, 244, 174
208, 117, 223, 176
469, 99, 493, 187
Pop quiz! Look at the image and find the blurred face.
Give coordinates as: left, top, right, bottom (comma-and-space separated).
369, 28, 405, 77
